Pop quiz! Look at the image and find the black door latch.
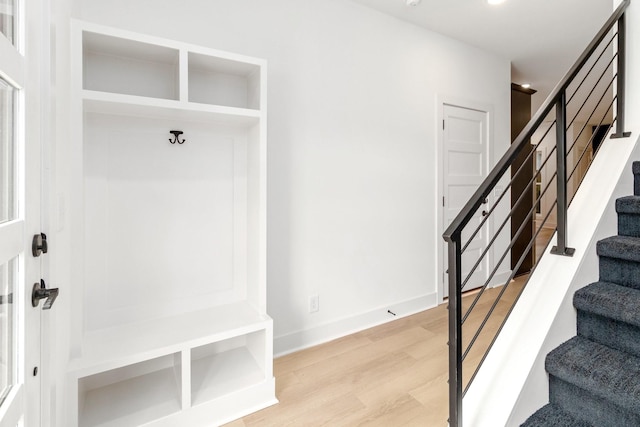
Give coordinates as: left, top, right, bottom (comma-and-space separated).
32, 279, 59, 310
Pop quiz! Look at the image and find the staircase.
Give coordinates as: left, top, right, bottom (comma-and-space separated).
522, 162, 640, 426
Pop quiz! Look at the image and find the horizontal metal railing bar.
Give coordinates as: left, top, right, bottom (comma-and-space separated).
443, 0, 629, 245
567, 75, 616, 160
567, 91, 616, 176
460, 113, 557, 253
569, 125, 613, 206
459, 127, 558, 277
462, 105, 615, 376
462, 201, 558, 395
568, 115, 616, 206
532, 118, 558, 148
462, 104, 618, 406
566, 55, 616, 132
463, 208, 558, 372
462, 69, 614, 297
461, 173, 557, 341
461, 169, 558, 325
460, 143, 557, 292
461, 119, 557, 254
566, 31, 617, 106
460, 162, 554, 322
462, 197, 558, 366
466, 102, 616, 365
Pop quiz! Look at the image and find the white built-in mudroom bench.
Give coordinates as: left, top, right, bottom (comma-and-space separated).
66, 20, 276, 426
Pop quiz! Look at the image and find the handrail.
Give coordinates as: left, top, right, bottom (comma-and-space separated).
444, 1, 631, 426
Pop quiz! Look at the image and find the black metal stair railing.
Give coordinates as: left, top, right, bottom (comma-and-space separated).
443, 2, 631, 426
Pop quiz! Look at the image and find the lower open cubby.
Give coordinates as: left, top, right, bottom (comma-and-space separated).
191, 330, 267, 406
72, 316, 276, 427
78, 353, 182, 427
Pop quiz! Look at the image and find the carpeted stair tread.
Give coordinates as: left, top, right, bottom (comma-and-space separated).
596, 235, 640, 263
574, 281, 640, 327
617, 196, 640, 213
546, 336, 640, 414
520, 403, 593, 427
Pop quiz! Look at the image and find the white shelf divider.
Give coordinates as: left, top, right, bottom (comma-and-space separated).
179, 350, 191, 410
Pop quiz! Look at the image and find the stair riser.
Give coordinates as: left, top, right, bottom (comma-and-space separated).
577, 311, 640, 358
550, 376, 640, 427
599, 257, 640, 289
619, 214, 640, 237
520, 404, 591, 426
635, 173, 640, 196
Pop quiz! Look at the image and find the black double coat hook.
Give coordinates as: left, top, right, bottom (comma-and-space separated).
169, 130, 185, 144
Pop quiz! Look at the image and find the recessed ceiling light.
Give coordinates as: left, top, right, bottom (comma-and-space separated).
487, 0, 507, 5
521, 83, 531, 89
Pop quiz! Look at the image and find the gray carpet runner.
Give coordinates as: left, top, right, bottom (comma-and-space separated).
522, 162, 640, 426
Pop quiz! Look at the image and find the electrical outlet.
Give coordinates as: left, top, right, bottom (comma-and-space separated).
309, 294, 319, 313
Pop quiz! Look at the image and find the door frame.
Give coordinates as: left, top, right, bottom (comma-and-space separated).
436, 96, 494, 303
0, 0, 50, 425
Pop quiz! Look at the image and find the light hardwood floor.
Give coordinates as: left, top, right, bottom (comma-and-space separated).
225, 278, 526, 427
225, 228, 555, 426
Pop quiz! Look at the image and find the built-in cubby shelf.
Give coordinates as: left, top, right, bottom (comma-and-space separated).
190, 331, 267, 406
188, 51, 261, 109
83, 31, 180, 100
68, 20, 275, 427
78, 354, 182, 427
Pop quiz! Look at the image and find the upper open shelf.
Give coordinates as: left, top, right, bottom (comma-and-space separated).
81, 25, 264, 112
83, 32, 180, 101
188, 52, 261, 110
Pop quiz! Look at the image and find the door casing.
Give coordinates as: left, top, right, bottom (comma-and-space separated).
0, 0, 49, 425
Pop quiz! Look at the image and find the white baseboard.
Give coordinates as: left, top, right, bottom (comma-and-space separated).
273, 292, 439, 357
489, 270, 512, 288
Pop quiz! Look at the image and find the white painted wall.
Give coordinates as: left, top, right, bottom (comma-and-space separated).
61, 0, 510, 355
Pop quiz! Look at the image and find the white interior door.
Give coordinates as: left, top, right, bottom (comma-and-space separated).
442, 104, 489, 297
0, 0, 44, 425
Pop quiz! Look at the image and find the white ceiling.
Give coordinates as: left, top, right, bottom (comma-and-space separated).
349, 0, 614, 107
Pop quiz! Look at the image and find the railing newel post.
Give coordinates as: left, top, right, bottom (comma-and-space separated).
447, 234, 463, 427
612, 11, 631, 139
551, 91, 576, 257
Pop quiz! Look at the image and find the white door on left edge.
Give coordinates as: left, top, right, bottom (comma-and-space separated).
0, 0, 44, 425
443, 104, 489, 297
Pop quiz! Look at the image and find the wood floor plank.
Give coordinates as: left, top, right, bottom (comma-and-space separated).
275, 334, 373, 375
342, 394, 427, 427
